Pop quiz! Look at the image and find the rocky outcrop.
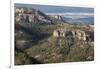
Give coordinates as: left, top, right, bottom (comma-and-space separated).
15, 7, 65, 25
53, 29, 73, 38
15, 7, 52, 24
49, 15, 65, 23
15, 8, 25, 14
75, 30, 87, 41
53, 29, 94, 41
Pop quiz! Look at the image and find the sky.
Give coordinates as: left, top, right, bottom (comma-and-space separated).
14, 0, 95, 8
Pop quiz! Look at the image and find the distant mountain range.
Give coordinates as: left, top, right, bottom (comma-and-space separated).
62, 16, 94, 24
15, 3, 94, 24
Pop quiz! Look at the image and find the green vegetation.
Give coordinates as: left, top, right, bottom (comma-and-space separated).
15, 6, 94, 65
15, 23, 94, 65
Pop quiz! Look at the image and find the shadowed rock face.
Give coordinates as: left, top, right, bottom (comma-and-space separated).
86, 31, 94, 41
53, 29, 94, 41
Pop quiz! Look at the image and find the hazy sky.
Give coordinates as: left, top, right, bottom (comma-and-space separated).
14, 0, 95, 8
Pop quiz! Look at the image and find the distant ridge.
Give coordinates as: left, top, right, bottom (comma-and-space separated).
15, 3, 94, 13
15, 3, 94, 25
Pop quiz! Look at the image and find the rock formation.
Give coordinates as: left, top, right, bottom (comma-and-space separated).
53, 29, 73, 38
53, 29, 94, 41
15, 7, 52, 24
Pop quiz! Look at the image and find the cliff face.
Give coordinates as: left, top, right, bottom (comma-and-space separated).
15, 7, 51, 24
15, 7, 65, 25
53, 28, 94, 41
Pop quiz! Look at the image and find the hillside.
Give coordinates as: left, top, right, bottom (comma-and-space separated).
15, 7, 65, 26
15, 7, 94, 65
15, 3, 94, 24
